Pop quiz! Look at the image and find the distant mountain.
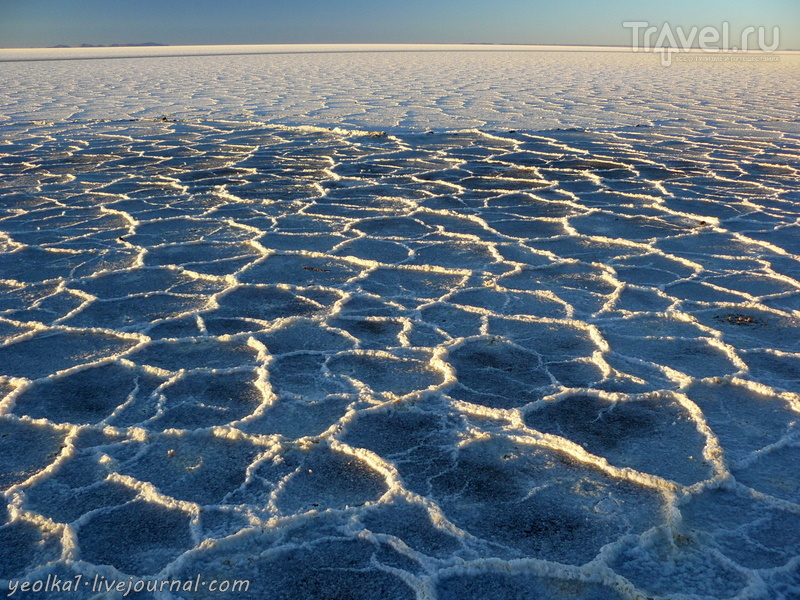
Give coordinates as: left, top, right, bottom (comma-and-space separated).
49, 43, 168, 48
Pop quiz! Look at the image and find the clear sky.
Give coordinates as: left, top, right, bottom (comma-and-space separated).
1, 0, 798, 49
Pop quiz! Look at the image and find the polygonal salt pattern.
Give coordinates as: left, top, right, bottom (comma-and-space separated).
0, 113, 799, 598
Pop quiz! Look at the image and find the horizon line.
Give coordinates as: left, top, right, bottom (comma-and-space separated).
1, 42, 798, 63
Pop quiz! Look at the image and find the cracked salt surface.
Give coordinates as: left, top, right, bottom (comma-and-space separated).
0, 47, 799, 599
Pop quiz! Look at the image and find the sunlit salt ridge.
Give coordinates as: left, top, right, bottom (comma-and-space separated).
0, 50, 799, 599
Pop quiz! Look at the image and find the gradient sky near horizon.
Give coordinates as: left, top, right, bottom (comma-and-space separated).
1, 0, 798, 49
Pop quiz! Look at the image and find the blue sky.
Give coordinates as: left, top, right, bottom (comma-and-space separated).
1, 0, 797, 48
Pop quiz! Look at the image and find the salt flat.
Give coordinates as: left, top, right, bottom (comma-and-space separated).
0, 47, 799, 599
